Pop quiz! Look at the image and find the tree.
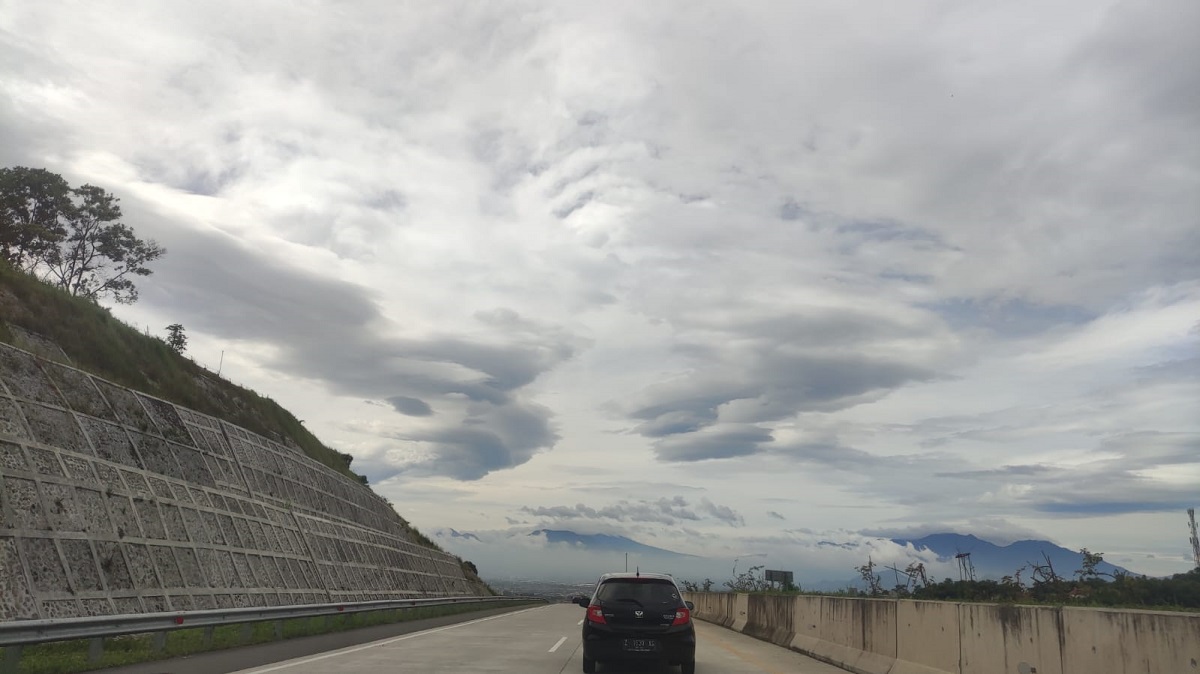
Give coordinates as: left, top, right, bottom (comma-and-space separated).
855, 558, 885, 596
1077, 548, 1110, 580
165, 324, 187, 354
0, 167, 72, 270
37, 184, 165, 304
725, 564, 770, 592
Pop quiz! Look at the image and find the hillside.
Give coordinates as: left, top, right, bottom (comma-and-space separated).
0, 260, 441, 553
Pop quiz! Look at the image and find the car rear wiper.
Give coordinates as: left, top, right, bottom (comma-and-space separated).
614, 598, 644, 607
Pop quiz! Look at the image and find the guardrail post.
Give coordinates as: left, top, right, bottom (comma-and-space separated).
273, 620, 283, 641
87, 637, 104, 663
152, 632, 167, 653
240, 623, 253, 643
202, 625, 214, 648
2, 645, 22, 674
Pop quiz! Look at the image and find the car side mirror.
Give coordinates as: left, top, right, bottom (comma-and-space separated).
573, 596, 589, 607
685, 601, 695, 611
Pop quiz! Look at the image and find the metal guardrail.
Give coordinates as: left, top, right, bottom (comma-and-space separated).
0, 595, 540, 648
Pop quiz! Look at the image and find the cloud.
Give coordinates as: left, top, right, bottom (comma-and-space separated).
767, 511, 785, 521
699, 498, 745, 527
391, 401, 560, 481
387, 396, 433, 417
3, 0, 1197, 575
862, 518, 1050, 547
109, 217, 579, 481
652, 426, 774, 462
520, 496, 744, 527
625, 304, 947, 463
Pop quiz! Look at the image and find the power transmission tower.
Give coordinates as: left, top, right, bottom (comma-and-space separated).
1188, 509, 1199, 569
955, 552, 976, 581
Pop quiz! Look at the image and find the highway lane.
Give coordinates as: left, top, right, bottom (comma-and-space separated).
233, 603, 849, 674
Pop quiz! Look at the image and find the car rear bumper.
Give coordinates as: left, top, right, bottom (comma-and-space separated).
582, 631, 696, 663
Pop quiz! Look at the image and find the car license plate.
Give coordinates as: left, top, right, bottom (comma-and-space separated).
623, 638, 657, 652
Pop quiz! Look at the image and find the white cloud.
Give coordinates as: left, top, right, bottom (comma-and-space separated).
2, 0, 1196, 580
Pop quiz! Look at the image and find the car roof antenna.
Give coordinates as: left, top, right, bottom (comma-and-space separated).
636, 567, 640, 577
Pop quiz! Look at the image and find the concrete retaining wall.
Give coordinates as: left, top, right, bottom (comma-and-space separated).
683, 592, 1200, 674
688, 590, 738, 628
0, 342, 482, 622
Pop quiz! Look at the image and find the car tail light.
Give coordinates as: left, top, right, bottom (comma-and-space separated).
671, 607, 691, 626
587, 604, 607, 624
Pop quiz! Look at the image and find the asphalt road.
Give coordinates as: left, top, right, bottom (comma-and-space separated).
228, 603, 849, 674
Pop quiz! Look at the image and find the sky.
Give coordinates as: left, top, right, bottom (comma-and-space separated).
1, 1, 1197, 583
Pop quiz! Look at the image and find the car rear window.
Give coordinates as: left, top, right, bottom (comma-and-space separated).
596, 579, 681, 605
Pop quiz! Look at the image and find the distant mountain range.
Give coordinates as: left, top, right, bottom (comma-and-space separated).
440, 528, 481, 542
892, 533, 1133, 579
532, 529, 698, 559
432, 526, 1136, 585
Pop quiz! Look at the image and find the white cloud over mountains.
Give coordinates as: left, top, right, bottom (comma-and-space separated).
1, 0, 1196, 579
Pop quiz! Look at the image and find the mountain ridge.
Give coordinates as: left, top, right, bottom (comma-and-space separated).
532, 529, 699, 559
893, 533, 1133, 578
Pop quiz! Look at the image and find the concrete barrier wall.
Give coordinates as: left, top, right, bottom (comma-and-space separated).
1060, 606, 1200, 674
959, 603, 1064, 674
745, 594, 794, 646
688, 591, 737, 628
0, 342, 483, 622
684, 592, 1200, 674
787, 596, 896, 674
894, 600, 960, 674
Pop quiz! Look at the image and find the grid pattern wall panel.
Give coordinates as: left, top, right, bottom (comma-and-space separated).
0, 342, 480, 621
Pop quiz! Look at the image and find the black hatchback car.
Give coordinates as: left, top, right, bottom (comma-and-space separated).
574, 572, 696, 673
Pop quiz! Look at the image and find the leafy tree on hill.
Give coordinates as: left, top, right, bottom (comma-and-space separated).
0, 167, 72, 270
0, 166, 165, 304
165, 323, 187, 354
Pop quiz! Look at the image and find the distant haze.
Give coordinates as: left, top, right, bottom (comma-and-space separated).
433, 527, 1140, 589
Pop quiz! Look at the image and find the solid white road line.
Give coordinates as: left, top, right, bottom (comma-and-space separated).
240, 605, 549, 673
548, 636, 567, 653
577, 619, 583, 625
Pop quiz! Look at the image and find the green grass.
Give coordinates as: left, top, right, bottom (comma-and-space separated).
0, 260, 360, 479
5, 601, 540, 674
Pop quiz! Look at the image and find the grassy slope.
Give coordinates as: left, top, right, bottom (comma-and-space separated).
0, 261, 451, 555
